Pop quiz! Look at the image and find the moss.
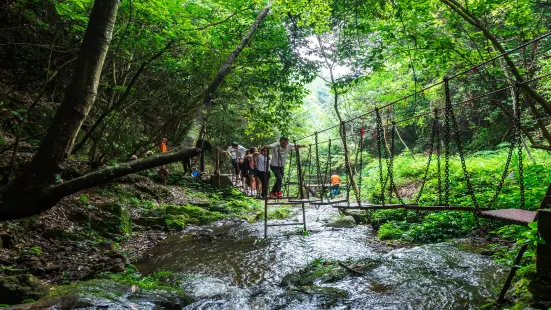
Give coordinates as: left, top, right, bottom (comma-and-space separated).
281, 260, 347, 288
46, 277, 194, 308
163, 204, 225, 225
0, 274, 50, 305
120, 209, 132, 235
165, 216, 186, 230
90, 204, 132, 237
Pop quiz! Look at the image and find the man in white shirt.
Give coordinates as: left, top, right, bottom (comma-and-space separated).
226, 142, 247, 178
262, 137, 305, 198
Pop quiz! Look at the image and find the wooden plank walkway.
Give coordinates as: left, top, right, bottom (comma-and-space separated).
287, 198, 320, 203
480, 209, 537, 225
310, 199, 349, 206
333, 203, 537, 225
333, 203, 489, 212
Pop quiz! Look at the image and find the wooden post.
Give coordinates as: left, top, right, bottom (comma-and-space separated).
215, 149, 220, 176
264, 149, 270, 238
526, 183, 551, 300
497, 244, 528, 303
537, 209, 551, 277
294, 142, 306, 234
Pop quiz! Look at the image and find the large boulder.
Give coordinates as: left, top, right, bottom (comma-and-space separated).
0, 274, 49, 305
324, 214, 356, 228
7, 279, 194, 310
90, 204, 132, 237
180, 276, 231, 299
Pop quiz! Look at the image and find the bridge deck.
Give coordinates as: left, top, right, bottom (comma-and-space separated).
310, 199, 349, 206
480, 209, 537, 225
287, 198, 320, 203
333, 203, 489, 212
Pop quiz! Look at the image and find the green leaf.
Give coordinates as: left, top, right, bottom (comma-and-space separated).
79, 194, 89, 204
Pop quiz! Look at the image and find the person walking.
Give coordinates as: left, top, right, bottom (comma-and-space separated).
330, 172, 341, 198
245, 147, 257, 196
262, 137, 305, 198
255, 148, 269, 197
226, 142, 247, 183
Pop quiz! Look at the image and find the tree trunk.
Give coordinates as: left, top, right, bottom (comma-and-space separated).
316, 35, 360, 203
0, 147, 201, 220
14, 0, 120, 191
441, 0, 551, 117
182, 4, 272, 146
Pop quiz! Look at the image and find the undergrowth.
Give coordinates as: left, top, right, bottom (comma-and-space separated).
359, 147, 550, 243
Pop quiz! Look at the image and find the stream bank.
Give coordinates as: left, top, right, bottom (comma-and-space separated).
0, 174, 531, 309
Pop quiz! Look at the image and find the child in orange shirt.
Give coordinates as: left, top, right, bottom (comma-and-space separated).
330, 172, 341, 198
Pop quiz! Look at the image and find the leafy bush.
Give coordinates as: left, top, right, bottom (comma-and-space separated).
378, 222, 405, 240
364, 148, 551, 243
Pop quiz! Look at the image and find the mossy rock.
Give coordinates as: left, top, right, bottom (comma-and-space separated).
17, 279, 195, 310
324, 214, 356, 228
280, 262, 346, 287
210, 175, 233, 187
165, 216, 186, 231
90, 204, 132, 237
0, 274, 50, 305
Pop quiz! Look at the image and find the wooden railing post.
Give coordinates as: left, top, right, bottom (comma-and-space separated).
537, 209, 551, 277
528, 183, 551, 300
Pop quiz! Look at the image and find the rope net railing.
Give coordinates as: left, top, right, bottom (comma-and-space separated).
288, 34, 551, 212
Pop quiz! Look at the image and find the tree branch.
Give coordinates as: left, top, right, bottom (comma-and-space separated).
0, 147, 201, 221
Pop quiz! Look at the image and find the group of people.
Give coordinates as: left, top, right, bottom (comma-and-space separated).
226, 137, 345, 199
149, 136, 342, 198
227, 137, 307, 198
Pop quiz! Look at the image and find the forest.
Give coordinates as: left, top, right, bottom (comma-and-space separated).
0, 0, 550, 309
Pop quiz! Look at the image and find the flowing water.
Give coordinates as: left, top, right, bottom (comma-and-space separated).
135, 205, 507, 309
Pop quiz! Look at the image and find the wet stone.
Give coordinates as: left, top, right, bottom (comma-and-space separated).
180, 276, 231, 299
0, 274, 49, 305
324, 214, 356, 228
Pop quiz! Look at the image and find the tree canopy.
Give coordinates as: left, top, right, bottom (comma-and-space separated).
0, 0, 550, 219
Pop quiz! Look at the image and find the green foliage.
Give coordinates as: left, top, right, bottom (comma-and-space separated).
367, 148, 551, 243
164, 204, 225, 225
29, 246, 42, 255
518, 222, 546, 247
378, 222, 405, 240
79, 194, 89, 205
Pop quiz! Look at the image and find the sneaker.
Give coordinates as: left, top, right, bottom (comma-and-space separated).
276, 192, 283, 198
269, 191, 277, 197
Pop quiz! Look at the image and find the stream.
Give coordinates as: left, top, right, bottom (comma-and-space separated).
135, 205, 507, 309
